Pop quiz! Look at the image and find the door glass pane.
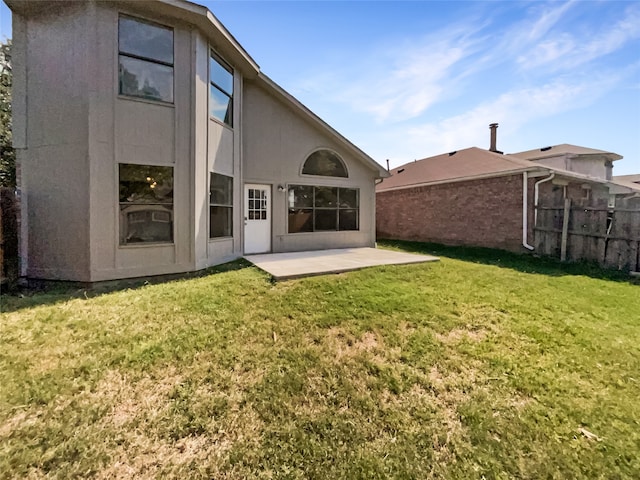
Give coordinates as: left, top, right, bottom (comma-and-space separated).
247, 189, 268, 220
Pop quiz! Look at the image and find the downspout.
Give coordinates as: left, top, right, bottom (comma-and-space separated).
522, 172, 534, 250
534, 172, 555, 226
523, 171, 556, 251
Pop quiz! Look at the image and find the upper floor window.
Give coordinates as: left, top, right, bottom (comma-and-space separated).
210, 53, 233, 126
119, 15, 174, 103
302, 150, 348, 177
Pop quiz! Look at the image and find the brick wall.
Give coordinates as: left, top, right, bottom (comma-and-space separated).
376, 174, 536, 252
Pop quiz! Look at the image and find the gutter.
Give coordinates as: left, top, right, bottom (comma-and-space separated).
523, 170, 555, 251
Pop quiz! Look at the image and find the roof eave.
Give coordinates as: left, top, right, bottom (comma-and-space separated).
377, 166, 542, 192
512, 149, 623, 162
6, 0, 261, 77
147, 0, 261, 77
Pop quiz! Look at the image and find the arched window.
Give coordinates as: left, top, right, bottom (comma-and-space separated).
302, 150, 348, 177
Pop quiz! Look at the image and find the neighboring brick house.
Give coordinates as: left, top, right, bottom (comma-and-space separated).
376, 143, 640, 257
376, 147, 541, 252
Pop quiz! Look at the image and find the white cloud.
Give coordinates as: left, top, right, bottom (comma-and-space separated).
295, 1, 626, 125
522, 1, 576, 43
295, 15, 497, 124
287, 1, 639, 167
378, 73, 623, 166
518, 4, 640, 71
337, 37, 475, 123
519, 34, 576, 69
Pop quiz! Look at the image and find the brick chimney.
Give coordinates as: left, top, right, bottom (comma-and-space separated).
489, 123, 499, 152
489, 123, 502, 153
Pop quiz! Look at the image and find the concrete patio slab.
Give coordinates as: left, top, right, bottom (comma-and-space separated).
244, 247, 439, 280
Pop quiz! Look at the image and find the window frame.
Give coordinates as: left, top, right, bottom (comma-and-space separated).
118, 163, 174, 246
209, 51, 234, 127
118, 14, 175, 104
209, 172, 234, 239
287, 185, 359, 233
301, 149, 349, 178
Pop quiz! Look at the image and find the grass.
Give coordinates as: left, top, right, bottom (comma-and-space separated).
1, 241, 639, 479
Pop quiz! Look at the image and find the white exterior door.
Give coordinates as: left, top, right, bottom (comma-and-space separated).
244, 184, 271, 254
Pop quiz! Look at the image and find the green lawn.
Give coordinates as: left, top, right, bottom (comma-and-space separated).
1, 241, 639, 479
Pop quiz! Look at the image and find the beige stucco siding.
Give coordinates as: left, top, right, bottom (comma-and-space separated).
86, 4, 196, 281
532, 155, 610, 179
19, 3, 92, 280
192, 30, 210, 270
11, 0, 382, 281
242, 80, 376, 252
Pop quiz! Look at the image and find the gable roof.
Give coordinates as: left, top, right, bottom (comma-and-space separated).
613, 174, 640, 184
510, 144, 623, 161
376, 147, 640, 194
376, 147, 538, 192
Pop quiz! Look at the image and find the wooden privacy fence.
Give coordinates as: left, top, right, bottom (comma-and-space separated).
1, 187, 20, 286
534, 195, 640, 272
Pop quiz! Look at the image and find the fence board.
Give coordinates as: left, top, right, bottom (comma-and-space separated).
534, 192, 640, 271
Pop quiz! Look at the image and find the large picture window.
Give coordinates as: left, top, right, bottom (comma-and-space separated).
210, 173, 233, 238
119, 164, 174, 244
119, 15, 174, 103
210, 53, 233, 126
288, 186, 359, 233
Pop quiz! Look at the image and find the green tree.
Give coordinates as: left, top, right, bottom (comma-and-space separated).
1, 39, 15, 188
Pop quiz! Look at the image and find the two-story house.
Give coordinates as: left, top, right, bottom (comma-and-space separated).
6, 0, 389, 282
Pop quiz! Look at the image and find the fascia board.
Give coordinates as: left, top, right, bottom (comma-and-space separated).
376, 167, 542, 192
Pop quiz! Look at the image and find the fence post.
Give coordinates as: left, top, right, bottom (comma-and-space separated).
560, 197, 571, 262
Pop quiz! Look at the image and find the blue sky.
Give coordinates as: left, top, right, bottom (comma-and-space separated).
1, 0, 639, 174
